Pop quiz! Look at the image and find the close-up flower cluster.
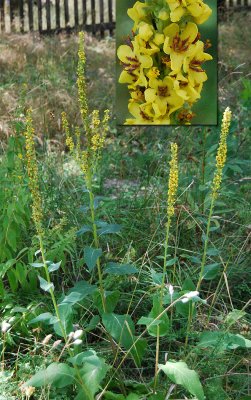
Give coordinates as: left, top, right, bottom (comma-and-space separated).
117, 0, 213, 125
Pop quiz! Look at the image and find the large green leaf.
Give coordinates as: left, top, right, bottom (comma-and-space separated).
93, 290, 120, 314
104, 262, 138, 275
70, 350, 109, 399
102, 313, 146, 367
25, 363, 75, 388
198, 331, 251, 351
53, 303, 74, 337
159, 361, 205, 400
84, 247, 102, 272
146, 296, 169, 337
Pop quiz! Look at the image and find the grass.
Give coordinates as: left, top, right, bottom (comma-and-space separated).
0, 10, 251, 400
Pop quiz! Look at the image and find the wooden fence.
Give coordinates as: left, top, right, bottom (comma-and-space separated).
0, 0, 250, 36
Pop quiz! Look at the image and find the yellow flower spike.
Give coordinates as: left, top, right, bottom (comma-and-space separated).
212, 108, 232, 199
62, 112, 74, 153
75, 126, 81, 160
77, 32, 88, 123
167, 143, 179, 218
102, 109, 110, 137
24, 109, 43, 235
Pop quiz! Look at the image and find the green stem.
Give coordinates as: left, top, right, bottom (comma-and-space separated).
153, 217, 171, 391
86, 170, 106, 313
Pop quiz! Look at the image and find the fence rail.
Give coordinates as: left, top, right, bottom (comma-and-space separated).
0, 0, 250, 36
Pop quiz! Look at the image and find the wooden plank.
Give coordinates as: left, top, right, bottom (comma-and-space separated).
91, 0, 96, 35
28, 0, 34, 31
37, 0, 42, 32
237, 0, 242, 5
229, 0, 233, 7
39, 21, 115, 35
74, 0, 79, 27
64, 0, 70, 29
19, 0, 24, 32
46, 0, 51, 31
99, 0, 104, 37
55, 0, 60, 30
9, 0, 15, 31
108, 0, 113, 35
82, 0, 87, 25
0, 0, 5, 33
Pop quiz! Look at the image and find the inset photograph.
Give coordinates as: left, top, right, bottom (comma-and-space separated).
116, 0, 217, 125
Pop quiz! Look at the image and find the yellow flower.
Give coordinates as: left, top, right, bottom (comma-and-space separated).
212, 108, 232, 199
163, 22, 198, 72
187, 0, 212, 24
145, 76, 185, 117
127, 1, 148, 31
138, 22, 154, 42
166, 0, 187, 22
147, 67, 160, 79
167, 142, 178, 217
183, 40, 212, 85
158, 9, 169, 20
117, 44, 153, 88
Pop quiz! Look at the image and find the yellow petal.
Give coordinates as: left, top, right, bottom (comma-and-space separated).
153, 33, 165, 46
138, 23, 154, 42
171, 53, 184, 72
163, 23, 179, 39
145, 88, 157, 103
170, 6, 185, 22
139, 55, 153, 69
119, 70, 136, 84
181, 22, 198, 43
117, 45, 134, 63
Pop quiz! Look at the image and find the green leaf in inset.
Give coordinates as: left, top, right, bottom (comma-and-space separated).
38, 276, 54, 292
159, 360, 205, 400
24, 363, 75, 388
84, 247, 102, 272
104, 262, 138, 275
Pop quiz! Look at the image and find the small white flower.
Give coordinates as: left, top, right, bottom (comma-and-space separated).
73, 339, 83, 346
73, 329, 83, 340
68, 331, 75, 340
1, 321, 11, 333
185, 291, 199, 299
169, 284, 174, 296
52, 339, 62, 349
42, 334, 52, 345
181, 298, 189, 304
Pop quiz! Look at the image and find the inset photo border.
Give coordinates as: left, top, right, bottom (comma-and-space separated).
116, 0, 217, 126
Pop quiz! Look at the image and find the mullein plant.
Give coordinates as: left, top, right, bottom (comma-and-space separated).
117, 0, 213, 125
62, 32, 110, 313
154, 143, 178, 390
24, 110, 92, 397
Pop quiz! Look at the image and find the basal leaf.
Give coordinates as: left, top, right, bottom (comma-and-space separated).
159, 360, 204, 400
25, 362, 75, 389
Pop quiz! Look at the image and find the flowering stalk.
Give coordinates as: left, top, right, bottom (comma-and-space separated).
196, 107, 232, 291
24, 109, 92, 399
117, 0, 213, 125
62, 32, 110, 314
154, 142, 178, 391
185, 107, 232, 348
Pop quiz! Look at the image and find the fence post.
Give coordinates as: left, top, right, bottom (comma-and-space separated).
37, 0, 42, 32
0, 0, 5, 32
82, 0, 86, 26
46, 0, 51, 31
64, 0, 70, 30
99, 0, 104, 37
28, 0, 34, 31
9, 0, 15, 31
91, 0, 96, 35
55, 0, 60, 30
108, 0, 113, 35
74, 0, 78, 27
19, 0, 24, 32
